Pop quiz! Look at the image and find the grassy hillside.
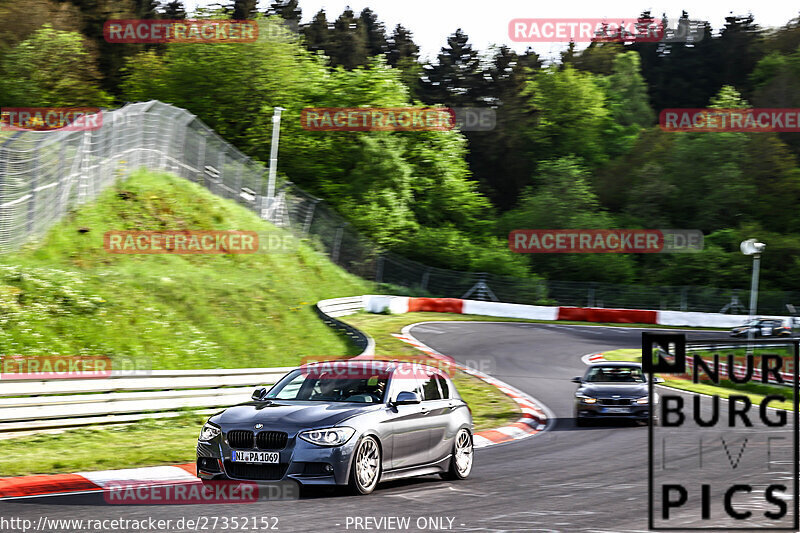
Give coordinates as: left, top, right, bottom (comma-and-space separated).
0, 169, 373, 368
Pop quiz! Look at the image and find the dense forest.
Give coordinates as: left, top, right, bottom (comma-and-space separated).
1, 0, 800, 293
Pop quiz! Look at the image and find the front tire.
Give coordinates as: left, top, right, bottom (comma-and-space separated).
441, 428, 473, 480
348, 435, 381, 495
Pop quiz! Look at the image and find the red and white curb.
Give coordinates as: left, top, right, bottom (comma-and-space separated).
0, 463, 197, 500
581, 352, 608, 365
393, 324, 552, 448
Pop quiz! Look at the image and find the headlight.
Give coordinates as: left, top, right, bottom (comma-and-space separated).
199, 423, 221, 441
298, 427, 355, 446
576, 393, 597, 404
636, 396, 649, 404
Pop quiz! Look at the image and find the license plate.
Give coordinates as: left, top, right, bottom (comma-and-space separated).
604, 407, 631, 413
231, 450, 279, 463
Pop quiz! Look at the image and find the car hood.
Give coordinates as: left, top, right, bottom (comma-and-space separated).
209, 401, 382, 432
579, 383, 648, 397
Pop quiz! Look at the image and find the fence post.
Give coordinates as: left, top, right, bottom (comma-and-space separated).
217, 145, 226, 198
235, 162, 244, 203
26, 137, 42, 234
421, 268, 431, 291
375, 253, 384, 283
303, 198, 319, 234
680, 287, 688, 311
331, 224, 345, 264
196, 134, 206, 184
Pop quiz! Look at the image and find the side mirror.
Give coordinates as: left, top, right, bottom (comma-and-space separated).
653, 376, 665, 384
571, 376, 583, 384
252, 387, 268, 401
394, 391, 421, 405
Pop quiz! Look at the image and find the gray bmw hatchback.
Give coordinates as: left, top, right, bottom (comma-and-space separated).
197, 360, 474, 494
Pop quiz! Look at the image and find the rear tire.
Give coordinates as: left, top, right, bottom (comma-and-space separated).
348, 436, 381, 495
440, 428, 473, 480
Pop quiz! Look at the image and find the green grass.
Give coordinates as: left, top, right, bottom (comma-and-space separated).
342, 311, 522, 431
0, 169, 373, 368
601, 348, 795, 411
0, 413, 208, 476
601, 348, 642, 362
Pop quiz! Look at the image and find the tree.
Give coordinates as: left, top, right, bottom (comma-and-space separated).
750, 47, 800, 158
267, 0, 301, 32
524, 64, 612, 168
160, 1, 187, 19
716, 14, 764, 98
302, 10, 330, 56
420, 29, 482, 106
0, 25, 112, 107
571, 42, 626, 75
133, 0, 159, 19
497, 157, 636, 282
386, 24, 419, 68
599, 51, 655, 156
230, 0, 258, 20
386, 24, 421, 98
464, 45, 541, 210
327, 8, 368, 70
359, 8, 387, 58
605, 51, 655, 128
0, 0, 84, 56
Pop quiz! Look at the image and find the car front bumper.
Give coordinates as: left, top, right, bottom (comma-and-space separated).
196, 434, 358, 486
575, 402, 651, 419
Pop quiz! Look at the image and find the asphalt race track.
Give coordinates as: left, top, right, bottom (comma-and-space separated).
1, 323, 793, 532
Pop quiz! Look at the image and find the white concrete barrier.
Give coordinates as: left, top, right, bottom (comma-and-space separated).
658, 310, 788, 328
364, 295, 409, 314
462, 300, 559, 320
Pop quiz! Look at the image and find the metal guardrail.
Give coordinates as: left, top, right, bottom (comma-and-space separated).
0, 297, 374, 435
0, 367, 293, 434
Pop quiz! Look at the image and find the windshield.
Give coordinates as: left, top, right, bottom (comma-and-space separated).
266, 369, 389, 403
585, 366, 646, 383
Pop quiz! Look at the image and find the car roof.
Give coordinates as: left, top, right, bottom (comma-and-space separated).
587, 362, 643, 368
